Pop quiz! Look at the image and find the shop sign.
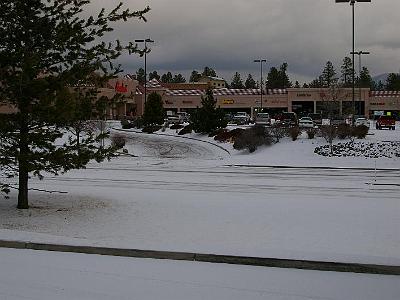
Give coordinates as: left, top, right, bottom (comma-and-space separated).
165, 100, 173, 105
296, 93, 312, 97
370, 102, 385, 106
182, 100, 193, 104
223, 99, 234, 104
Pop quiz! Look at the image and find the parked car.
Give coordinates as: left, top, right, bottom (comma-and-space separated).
355, 117, 370, 127
299, 117, 314, 128
232, 112, 251, 125
376, 115, 396, 130
254, 112, 271, 125
308, 113, 322, 126
275, 112, 298, 126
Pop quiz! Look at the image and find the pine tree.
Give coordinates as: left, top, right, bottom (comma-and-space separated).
202, 67, 217, 77
136, 68, 146, 84
321, 61, 337, 87
266, 67, 280, 89
143, 92, 165, 125
191, 88, 227, 134
149, 71, 160, 81
189, 70, 201, 82
358, 67, 373, 88
230, 72, 245, 89
385, 73, 400, 91
294, 81, 300, 88
0, 0, 149, 208
245, 74, 257, 89
161, 72, 173, 83
340, 57, 353, 88
172, 73, 186, 83
278, 63, 292, 88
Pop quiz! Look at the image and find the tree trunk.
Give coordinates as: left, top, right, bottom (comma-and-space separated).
17, 166, 29, 209
17, 119, 29, 209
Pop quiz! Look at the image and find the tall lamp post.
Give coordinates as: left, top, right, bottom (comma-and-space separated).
254, 59, 267, 112
135, 38, 154, 106
350, 50, 370, 116
335, 0, 371, 123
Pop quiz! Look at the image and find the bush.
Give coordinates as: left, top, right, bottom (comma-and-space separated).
170, 124, 183, 130
233, 125, 272, 153
288, 126, 300, 141
178, 124, 193, 135
351, 125, 369, 139
120, 119, 132, 129
337, 124, 351, 139
111, 134, 126, 148
306, 128, 317, 139
142, 125, 162, 133
214, 129, 231, 142
269, 124, 287, 143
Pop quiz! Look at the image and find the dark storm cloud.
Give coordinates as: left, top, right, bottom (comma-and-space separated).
88, 0, 400, 83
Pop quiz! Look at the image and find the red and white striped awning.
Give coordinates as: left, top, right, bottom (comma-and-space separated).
370, 91, 400, 97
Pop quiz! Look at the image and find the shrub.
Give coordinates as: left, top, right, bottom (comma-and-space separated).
337, 124, 351, 139
178, 124, 193, 135
233, 125, 272, 153
288, 126, 300, 141
111, 134, 126, 148
269, 124, 287, 143
120, 119, 132, 129
351, 125, 369, 139
170, 124, 183, 130
306, 128, 317, 139
142, 125, 162, 133
214, 129, 231, 142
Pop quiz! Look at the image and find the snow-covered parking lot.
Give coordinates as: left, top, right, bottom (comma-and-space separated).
1, 124, 399, 266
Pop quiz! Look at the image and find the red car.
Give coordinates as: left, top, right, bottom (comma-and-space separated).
376, 115, 396, 130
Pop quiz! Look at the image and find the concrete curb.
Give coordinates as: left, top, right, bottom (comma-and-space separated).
1, 240, 399, 276
226, 164, 400, 171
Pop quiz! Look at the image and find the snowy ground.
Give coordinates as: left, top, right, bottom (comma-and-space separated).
1, 248, 399, 300
1, 121, 400, 299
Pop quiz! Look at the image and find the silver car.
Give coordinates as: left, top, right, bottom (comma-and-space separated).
254, 112, 271, 125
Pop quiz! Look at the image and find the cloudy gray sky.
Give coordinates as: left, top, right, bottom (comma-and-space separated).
91, 0, 399, 84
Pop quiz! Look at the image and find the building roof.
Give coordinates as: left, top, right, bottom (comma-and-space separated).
370, 91, 400, 97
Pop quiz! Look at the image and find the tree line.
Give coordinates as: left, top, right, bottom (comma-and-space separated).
137, 59, 400, 91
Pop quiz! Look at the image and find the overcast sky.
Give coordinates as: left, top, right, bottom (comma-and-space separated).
90, 0, 399, 84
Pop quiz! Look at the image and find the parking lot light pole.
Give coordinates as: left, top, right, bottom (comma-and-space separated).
335, 0, 371, 123
135, 38, 154, 106
254, 59, 267, 112
350, 50, 370, 116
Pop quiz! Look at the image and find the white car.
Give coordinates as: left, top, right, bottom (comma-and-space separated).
299, 117, 314, 128
232, 112, 251, 125
355, 117, 370, 127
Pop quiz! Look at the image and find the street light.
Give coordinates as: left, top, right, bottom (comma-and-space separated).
254, 59, 267, 112
335, 0, 371, 123
135, 38, 154, 106
350, 50, 370, 116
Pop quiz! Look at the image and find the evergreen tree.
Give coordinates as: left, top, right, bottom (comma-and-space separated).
230, 72, 245, 89
385, 73, 400, 90
149, 71, 160, 81
321, 61, 337, 87
308, 76, 324, 88
375, 80, 385, 91
190, 88, 227, 134
294, 81, 300, 88
161, 72, 173, 83
172, 73, 186, 83
340, 57, 353, 87
142, 92, 164, 125
266, 67, 280, 89
278, 62, 292, 88
0, 0, 149, 208
358, 67, 374, 88
136, 67, 146, 84
245, 74, 257, 89
189, 70, 202, 82
202, 66, 217, 77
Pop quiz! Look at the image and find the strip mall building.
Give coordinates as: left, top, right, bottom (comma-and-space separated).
1, 76, 399, 120
127, 78, 400, 120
